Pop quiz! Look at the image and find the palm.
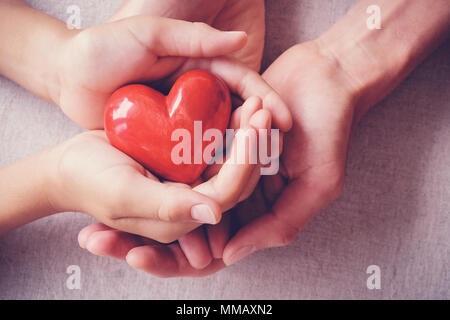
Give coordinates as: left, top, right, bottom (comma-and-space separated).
58, 32, 167, 130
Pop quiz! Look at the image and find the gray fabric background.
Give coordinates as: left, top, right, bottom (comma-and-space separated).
0, 0, 449, 299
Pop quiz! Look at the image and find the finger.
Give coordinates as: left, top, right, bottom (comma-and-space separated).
230, 105, 243, 130
126, 244, 226, 278
206, 214, 232, 259
237, 108, 273, 201
223, 178, 333, 266
142, 56, 187, 82
119, 16, 247, 57
238, 166, 261, 203
78, 223, 111, 249
240, 96, 262, 127
261, 128, 284, 161
112, 174, 222, 225
109, 0, 222, 24
168, 57, 293, 131
178, 227, 213, 269
79, 223, 160, 259
85, 229, 147, 260
107, 216, 198, 244
193, 98, 265, 211
202, 105, 243, 180
202, 160, 221, 181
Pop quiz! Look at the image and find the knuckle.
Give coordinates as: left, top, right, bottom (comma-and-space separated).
276, 225, 299, 247
157, 186, 179, 222
156, 202, 172, 222
236, 71, 252, 97
105, 174, 132, 219
192, 22, 211, 55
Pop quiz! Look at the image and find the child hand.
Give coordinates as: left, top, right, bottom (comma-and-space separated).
56, 15, 247, 129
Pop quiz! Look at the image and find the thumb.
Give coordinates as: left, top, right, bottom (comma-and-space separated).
107, 173, 223, 226
222, 179, 318, 266
116, 15, 247, 57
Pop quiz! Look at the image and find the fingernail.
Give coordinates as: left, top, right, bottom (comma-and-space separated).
226, 31, 246, 36
226, 246, 256, 266
225, 31, 247, 39
191, 204, 217, 224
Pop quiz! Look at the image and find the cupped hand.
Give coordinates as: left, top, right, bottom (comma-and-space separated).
56, 15, 246, 129
110, 0, 265, 71
221, 41, 363, 265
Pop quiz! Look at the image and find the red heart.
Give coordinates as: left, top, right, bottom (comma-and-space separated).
104, 70, 231, 184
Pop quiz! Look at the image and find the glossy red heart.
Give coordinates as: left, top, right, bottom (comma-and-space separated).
104, 70, 231, 184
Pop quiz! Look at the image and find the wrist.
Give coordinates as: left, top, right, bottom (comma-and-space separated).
0, 147, 59, 234
36, 145, 64, 217
0, 2, 78, 106
46, 29, 80, 107
44, 133, 94, 215
314, 30, 409, 121
314, 0, 450, 121
43, 137, 77, 214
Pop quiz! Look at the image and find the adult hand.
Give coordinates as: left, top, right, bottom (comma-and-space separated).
110, 0, 265, 71
221, 0, 450, 262
221, 41, 358, 264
